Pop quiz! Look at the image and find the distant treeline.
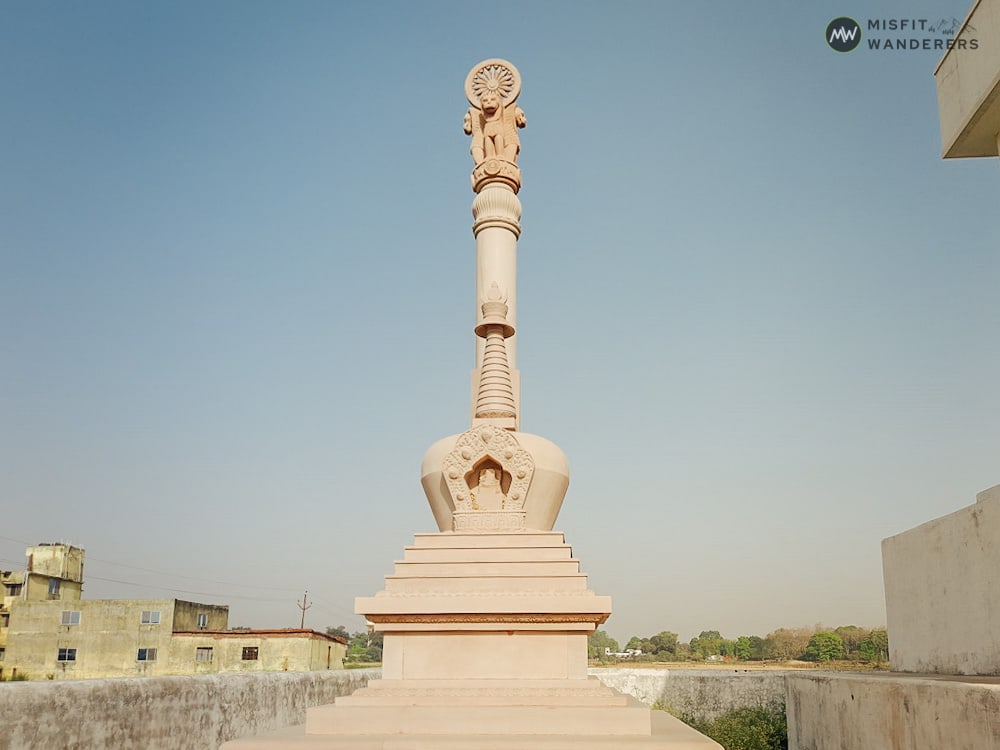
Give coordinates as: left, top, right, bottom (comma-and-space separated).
590, 625, 888, 665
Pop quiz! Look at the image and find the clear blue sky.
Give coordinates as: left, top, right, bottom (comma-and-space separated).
2, 1, 996, 644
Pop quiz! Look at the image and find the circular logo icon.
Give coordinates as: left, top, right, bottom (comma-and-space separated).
826, 17, 861, 52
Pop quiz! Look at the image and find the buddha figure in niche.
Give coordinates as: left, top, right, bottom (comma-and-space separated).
470, 464, 507, 511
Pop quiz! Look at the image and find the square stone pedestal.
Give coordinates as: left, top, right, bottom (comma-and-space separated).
222, 532, 719, 749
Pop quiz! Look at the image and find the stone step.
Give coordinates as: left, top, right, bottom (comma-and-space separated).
411, 532, 568, 548
222, 710, 722, 749
306, 700, 653, 736
392, 560, 581, 577
344, 679, 620, 704
336, 691, 629, 707
367, 678, 613, 691
381, 575, 590, 594
402, 545, 573, 562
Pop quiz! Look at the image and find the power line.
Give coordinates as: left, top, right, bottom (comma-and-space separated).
303, 596, 362, 627
84, 555, 301, 593
85, 574, 290, 602
1, 536, 359, 621
0, 535, 34, 546
0, 535, 300, 594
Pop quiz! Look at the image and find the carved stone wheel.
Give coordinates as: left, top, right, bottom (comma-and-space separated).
465, 59, 521, 106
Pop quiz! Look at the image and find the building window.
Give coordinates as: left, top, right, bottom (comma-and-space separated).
195, 647, 213, 662
242, 646, 259, 661
0, 647, 5, 661
5, 583, 22, 597
140, 610, 161, 625
57, 648, 77, 662
1, 613, 9, 628
61, 610, 81, 626
197, 613, 208, 629
137, 648, 157, 662
48, 578, 61, 597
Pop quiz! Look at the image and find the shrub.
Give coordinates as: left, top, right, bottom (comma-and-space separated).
674, 704, 787, 750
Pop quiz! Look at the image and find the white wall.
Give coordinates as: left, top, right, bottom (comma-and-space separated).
882, 486, 1000, 675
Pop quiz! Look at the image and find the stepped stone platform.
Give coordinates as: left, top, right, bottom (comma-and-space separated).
222, 532, 719, 749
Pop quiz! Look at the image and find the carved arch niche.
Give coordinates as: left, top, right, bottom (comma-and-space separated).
441, 425, 534, 529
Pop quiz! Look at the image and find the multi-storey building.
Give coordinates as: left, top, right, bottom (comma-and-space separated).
0, 569, 25, 665
5, 597, 228, 679
1, 542, 85, 670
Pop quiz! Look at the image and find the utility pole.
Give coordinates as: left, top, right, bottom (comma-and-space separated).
297, 590, 312, 629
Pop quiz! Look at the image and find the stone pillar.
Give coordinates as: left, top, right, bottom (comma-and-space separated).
472, 184, 521, 425
220, 54, 720, 750
462, 59, 527, 426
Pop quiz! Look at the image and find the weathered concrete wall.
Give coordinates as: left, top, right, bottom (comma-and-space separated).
0, 668, 376, 750
591, 668, 788, 722
882, 485, 1000, 675
167, 632, 346, 675
786, 671, 1000, 750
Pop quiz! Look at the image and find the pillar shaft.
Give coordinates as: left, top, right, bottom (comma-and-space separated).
471, 184, 522, 425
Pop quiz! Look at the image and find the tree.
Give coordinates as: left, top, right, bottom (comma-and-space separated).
692, 630, 724, 658
588, 629, 620, 659
649, 631, 679, 656
803, 631, 844, 662
762, 628, 812, 661
346, 627, 383, 662
834, 625, 864, 660
859, 629, 889, 666
623, 632, 683, 659
734, 636, 753, 661
674, 641, 693, 660
326, 625, 350, 641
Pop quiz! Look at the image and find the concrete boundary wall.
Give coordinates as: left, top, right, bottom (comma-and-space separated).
591, 668, 789, 722
0, 667, 789, 749
0, 668, 377, 750
786, 671, 1000, 750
